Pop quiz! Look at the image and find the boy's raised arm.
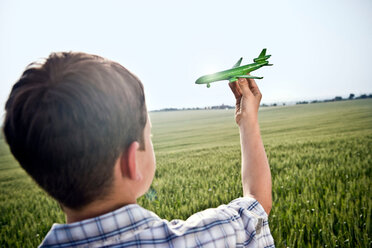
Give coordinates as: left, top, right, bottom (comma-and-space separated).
229, 78, 272, 215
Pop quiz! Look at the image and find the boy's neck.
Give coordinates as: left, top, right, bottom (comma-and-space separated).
64, 197, 137, 223
63, 172, 138, 223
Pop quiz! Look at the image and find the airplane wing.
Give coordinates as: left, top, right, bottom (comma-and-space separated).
236, 75, 263, 79
232, 57, 243, 68
229, 75, 263, 82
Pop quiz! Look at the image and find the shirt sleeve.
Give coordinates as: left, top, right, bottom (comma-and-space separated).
167, 197, 275, 247
224, 197, 275, 247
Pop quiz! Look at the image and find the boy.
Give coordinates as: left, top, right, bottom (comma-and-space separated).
3, 52, 274, 247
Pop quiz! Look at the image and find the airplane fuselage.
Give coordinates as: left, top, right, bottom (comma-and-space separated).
195, 61, 268, 85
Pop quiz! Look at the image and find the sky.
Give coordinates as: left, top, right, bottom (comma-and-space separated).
0, 0, 371, 113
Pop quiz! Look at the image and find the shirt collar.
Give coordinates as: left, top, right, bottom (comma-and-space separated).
40, 204, 160, 247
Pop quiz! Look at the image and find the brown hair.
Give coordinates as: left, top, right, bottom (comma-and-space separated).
3, 52, 147, 209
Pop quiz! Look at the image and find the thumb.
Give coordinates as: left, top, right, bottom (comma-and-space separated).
238, 78, 253, 97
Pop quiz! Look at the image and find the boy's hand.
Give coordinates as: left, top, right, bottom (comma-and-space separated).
228, 77, 262, 126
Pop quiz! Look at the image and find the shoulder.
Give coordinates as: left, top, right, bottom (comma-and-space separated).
164, 197, 274, 247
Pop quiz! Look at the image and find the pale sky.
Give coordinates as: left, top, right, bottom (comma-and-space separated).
0, 0, 371, 112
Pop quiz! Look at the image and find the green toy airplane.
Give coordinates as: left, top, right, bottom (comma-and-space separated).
195, 48, 272, 88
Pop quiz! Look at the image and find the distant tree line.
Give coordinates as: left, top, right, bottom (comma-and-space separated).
295, 93, 372, 105
260, 103, 286, 107
152, 104, 235, 112
152, 93, 372, 112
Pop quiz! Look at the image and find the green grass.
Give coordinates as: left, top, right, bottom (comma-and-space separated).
1, 99, 371, 247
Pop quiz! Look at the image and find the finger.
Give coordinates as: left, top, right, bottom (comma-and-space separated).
246, 78, 261, 97
238, 78, 253, 97
228, 81, 242, 99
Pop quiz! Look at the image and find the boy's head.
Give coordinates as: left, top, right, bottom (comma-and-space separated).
3, 52, 150, 209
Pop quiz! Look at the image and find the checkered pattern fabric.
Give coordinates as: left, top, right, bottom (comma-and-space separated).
39, 197, 274, 247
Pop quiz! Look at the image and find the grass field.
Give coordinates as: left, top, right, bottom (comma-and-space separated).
1, 99, 371, 247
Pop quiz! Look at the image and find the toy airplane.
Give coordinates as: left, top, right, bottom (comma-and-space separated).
195, 48, 272, 88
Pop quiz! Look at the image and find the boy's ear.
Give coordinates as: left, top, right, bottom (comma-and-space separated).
120, 141, 142, 181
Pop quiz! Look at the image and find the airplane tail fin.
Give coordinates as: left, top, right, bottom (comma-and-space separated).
253, 48, 272, 64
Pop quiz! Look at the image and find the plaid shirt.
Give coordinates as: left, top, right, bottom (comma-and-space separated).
39, 197, 274, 247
